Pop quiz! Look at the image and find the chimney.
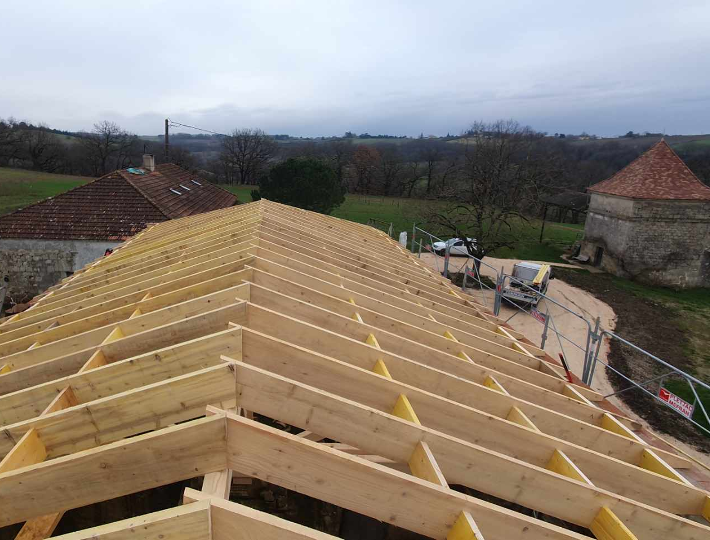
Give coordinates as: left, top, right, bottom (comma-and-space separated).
142, 154, 155, 172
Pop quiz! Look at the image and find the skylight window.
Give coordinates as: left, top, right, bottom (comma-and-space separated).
170, 188, 182, 195
191, 179, 202, 186
179, 184, 191, 191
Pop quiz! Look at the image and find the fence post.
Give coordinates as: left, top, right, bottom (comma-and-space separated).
418, 239, 423, 258
461, 262, 468, 292
410, 223, 416, 253
493, 271, 504, 317
443, 242, 451, 278
583, 317, 602, 385
540, 304, 550, 349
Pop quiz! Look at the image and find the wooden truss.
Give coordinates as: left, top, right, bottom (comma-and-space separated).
0, 199, 709, 540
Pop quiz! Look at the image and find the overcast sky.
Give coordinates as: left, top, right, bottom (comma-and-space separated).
2, 1, 709, 137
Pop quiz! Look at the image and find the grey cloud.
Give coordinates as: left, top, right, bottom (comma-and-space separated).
2, 1, 710, 137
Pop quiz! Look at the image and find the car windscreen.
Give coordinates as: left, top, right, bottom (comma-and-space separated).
513, 266, 538, 281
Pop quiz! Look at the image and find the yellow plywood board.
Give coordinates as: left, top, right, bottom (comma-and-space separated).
408, 441, 448, 487
392, 394, 421, 425
365, 333, 381, 349
372, 359, 392, 379
506, 406, 540, 432
447, 510, 484, 540
443, 330, 458, 342
546, 449, 594, 485
638, 448, 690, 485
590, 507, 638, 540
483, 375, 509, 395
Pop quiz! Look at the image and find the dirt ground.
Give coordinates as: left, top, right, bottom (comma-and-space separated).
416, 252, 710, 465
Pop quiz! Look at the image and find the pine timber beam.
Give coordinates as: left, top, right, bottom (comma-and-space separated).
68, 215, 260, 286
258, 224, 445, 295
243, 302, 686, 468
220, 363, 710, 540
246, 284, 605, 408
184, 491, 342, 540
0, 267, 252, 348
42, 238, 256, 309
0, 301, 247, 395
0, 363, 237, 458
51, 226, 260, 299
0, 255, 254, 338
1, 412, 580, 540
250, 254, 524, 343
220, 410, 589, 540
253, 246, 504, 334
0, 277, 250, 358
51, 500, 212, 540
0, 287, 249, 374
0, 415, 228, 527
230, 347, 710, 519
0, 326, 242, 426
219, 410, 590, 540
21, 246, 256, 319
254, 240, 489, 322
249, 264, 545, 361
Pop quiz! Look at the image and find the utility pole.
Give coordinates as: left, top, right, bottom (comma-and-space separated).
164, 118, 170, 162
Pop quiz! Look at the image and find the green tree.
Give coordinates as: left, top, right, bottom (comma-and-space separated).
260, 157, 345, 214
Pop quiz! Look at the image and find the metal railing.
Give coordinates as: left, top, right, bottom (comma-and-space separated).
408, 223, 709, 437
587, 330, 710, 436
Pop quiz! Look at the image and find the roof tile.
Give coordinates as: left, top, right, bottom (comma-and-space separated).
588, 140, 710, 200
0, 165, 237, 241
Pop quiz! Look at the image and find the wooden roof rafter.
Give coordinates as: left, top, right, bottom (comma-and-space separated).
0, 199, 708, 540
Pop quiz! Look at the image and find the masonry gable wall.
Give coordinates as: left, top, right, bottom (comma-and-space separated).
581, 193, 710, 288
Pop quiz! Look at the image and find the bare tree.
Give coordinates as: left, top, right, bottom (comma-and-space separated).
220, 128, 278, 185
351, 145, 380, 193
400, 160, 423, 198
376, 145, 403, 196
424, 120, 562, 258
325, 139, 353, 186
0, 118, 22, 166
79, 121, 136, 176
22, 126, 63, 172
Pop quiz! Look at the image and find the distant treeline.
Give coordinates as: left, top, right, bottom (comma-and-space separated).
2, 118, 709, 199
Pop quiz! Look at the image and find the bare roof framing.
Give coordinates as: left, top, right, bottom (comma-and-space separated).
1, 199, 709, 540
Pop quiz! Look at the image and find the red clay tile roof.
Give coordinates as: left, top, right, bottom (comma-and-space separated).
588, 140, 710, 200
0, 165, 237, 241
121, 164, 237, 219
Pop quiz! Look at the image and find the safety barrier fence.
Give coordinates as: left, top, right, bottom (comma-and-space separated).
407, 223, 710, 436
587, 330, 710, 436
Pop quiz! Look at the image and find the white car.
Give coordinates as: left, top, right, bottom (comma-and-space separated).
432, 237, 476, 256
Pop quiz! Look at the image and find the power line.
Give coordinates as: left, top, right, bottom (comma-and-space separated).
167, 119, 227, 136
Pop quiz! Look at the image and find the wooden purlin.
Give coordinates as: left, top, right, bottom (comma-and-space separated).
1, 198, 708, 540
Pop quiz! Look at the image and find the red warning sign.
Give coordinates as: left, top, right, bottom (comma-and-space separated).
658, 387, 694, 419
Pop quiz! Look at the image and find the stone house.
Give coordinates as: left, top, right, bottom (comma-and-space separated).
0, 156, 237, 302
580, 140, 710, 288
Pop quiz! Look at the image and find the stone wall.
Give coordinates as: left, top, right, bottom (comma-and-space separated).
581, 194, 710, 288
0, 238, 122, 303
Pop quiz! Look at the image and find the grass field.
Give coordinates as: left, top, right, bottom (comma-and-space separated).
2, 172, 580, 263
0, 168, 92, 216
